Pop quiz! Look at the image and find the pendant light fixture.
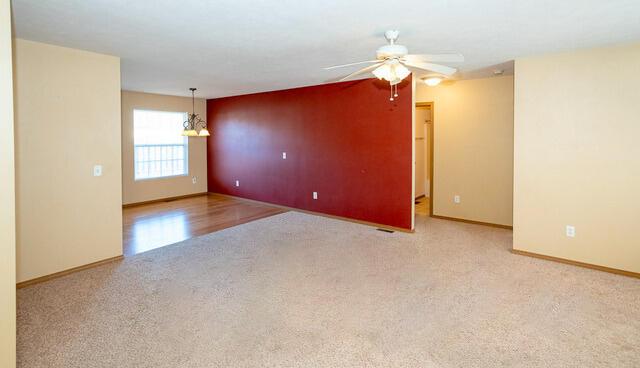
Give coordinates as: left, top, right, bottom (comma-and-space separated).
182, 88, 210, 137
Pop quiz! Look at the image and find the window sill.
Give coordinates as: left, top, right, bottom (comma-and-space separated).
134, 173, 190, 182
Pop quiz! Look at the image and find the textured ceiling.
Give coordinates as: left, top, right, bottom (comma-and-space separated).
12, 0, 640, 98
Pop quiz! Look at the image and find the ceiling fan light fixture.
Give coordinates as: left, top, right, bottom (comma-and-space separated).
423, 76, 443, 86
372, 62, 410, 83
324, 30, 462, 101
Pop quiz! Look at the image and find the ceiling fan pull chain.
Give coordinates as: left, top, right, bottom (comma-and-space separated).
389, 84, 394, 101
394, 84, 398, 98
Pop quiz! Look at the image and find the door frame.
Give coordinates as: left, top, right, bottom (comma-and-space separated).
415, 102, 434, 217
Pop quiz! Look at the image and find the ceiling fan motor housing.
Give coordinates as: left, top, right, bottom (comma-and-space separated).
376, 44, 408, 60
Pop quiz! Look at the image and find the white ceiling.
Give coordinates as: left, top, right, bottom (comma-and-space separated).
12, 0, 640, 98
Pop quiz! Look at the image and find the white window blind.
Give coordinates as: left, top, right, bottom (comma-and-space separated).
133, 109, 188, 180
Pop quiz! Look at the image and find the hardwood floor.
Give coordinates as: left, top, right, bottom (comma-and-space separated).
415, 196, 430, 216
123, 193, 286, 256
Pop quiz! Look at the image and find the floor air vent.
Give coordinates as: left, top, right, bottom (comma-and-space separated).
377, 228, 395, 233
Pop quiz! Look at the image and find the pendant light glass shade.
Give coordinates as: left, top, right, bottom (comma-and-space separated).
198, 128, 210, 137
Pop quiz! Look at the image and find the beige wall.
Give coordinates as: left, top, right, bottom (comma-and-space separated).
121, 91, 208, 205
1, 1, 16, 366
416, 76, 514, 226
514, 43, 640, 273
14, 39, 122, 282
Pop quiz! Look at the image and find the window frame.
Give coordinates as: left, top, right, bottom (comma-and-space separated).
133, 109, 189, 181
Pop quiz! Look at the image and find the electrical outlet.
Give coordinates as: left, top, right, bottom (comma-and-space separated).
282, 152, 287, 159
454, 195, 460, 204
192, 176, 197, 184
312, 191, 318, 200
93, 165, 102, 177
566, 225, 576, 238
235, 180, 240, 187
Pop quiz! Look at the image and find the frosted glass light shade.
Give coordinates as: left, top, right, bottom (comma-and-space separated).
373, 63, 410, 84
394, 64, 410, 81
424, 76, 443, 86
372, 64, 392, 80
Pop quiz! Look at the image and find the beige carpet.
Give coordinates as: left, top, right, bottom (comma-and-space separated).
17, 212, 640, 367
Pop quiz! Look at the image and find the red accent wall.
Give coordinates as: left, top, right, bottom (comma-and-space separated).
206, 78, 413, 229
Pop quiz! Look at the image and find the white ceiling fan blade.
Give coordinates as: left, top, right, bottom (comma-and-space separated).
404, 53, 464, 63
403, 60, 457, 76
324, 60, 380, 70
338, 62, 383, 81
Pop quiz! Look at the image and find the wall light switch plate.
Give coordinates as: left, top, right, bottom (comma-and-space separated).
235, 180, 240, 187
454, 195, 460, 204
93, 165, 102, 177
282, 152, 287, 159
313, 191, 318, 200
566, 225, 576, 238
192, 176, 197, 184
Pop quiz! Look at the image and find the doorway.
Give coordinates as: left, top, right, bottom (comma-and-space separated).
415, 103, 433, 217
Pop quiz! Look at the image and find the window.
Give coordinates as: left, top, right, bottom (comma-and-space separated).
134, 109, 188, 180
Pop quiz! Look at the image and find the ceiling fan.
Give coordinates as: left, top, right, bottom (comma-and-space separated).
324, 30, 463, 100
